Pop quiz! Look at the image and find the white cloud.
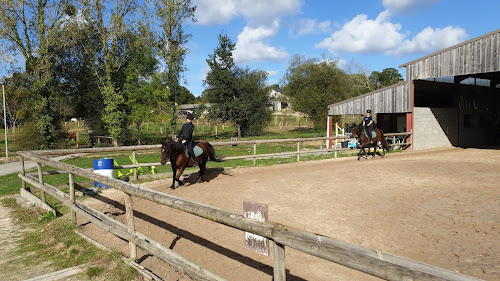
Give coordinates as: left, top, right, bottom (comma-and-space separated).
316, 9, 467, 57
193, 0, 237, 25
266, 70, 278, 76
199, 65, 210, 82
315, 11, 404, 54
336, 58, 347, 71
234, 0, 302, 24
389, 26, 468, 55
382, 0, 415, 13
193, 0, 302, 63
382, 0, 438, 14
193, 0, 302, 25
290, 18, 331, 36
233, 21, 288, 63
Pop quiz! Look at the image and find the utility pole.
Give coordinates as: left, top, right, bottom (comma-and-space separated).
2, 83, 8, 161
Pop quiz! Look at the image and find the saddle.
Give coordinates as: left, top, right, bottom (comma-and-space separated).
363, 127, 377, 139
183, 142, 203, 159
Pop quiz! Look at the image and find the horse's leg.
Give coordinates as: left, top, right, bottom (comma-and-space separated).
176, 166, 185, 186
357, 147, 362, 160
170, 165, 177, 190
197, 161, 205, 183
373, 142, 377, 158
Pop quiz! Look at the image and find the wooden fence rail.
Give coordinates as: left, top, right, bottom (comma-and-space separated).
17, 147, 481, 281
30, 133, 412, 181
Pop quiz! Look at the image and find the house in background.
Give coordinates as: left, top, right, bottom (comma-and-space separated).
178, 104, 213, 115
269, 89, 289, 111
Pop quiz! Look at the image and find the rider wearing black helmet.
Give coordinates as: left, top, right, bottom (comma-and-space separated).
178, 112, 197, 166
363, 109, 374, 141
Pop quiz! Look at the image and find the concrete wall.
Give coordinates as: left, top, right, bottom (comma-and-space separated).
413, 107, 459, 150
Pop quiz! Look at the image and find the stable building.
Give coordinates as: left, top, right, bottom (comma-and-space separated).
328, 29, 500, 150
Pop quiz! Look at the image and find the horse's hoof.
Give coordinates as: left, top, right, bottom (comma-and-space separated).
170, 186, 175, 190
178, 182, 184, 186
197, 179, 202, 183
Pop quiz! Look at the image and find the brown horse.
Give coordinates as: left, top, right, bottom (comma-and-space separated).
66, 133, 77, 142
160, 140, 220, 189
350, 123, 390, 160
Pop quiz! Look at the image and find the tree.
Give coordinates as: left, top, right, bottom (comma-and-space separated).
52, 19, 104, 134
204, 33, 270, 136
233, 68, 271, 136
151, 0, 196, 135
369, 67, 403, 90
282, 55, 354, 128
177, 86, 196, 104
0, 72, 30, 130
123, 43, 161, 143
0, 0, 77, 148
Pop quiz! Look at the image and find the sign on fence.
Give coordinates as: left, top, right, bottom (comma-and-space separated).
243, 201, 269, 256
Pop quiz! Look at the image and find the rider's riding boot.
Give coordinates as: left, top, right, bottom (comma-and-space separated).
190, 153, 198, 167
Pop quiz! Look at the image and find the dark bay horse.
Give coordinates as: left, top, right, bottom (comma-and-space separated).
160, 140, 220, 189
350, 123, 390, 160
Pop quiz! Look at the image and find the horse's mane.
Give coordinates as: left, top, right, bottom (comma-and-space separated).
161, 140, 184, 151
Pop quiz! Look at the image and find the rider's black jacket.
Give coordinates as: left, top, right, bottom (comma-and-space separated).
178, 122, 194, 141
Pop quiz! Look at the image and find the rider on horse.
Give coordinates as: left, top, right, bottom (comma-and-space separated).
363, 109, 374, 141
177, 112, 197, 166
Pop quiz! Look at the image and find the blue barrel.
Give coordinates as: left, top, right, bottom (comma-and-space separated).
93, 158, 114, 189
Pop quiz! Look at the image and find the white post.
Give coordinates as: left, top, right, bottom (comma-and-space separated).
326, 116, 331, 149
2, 84, 7, 160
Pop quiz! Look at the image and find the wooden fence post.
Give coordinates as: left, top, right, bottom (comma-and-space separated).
20, 156, 26, 190
124, 194, 137, 259
296, 142, 300, 162
410, 129, 413, 150
273, 242, 286, 281
37, 163, 46, 203
132, 150, 137, 180
69, 173, 76, 224
334, 137, 338, 159
253, 143, 257, 166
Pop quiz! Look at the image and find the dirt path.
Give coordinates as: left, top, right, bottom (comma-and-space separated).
78, 148, 500, 280
0, 197, 54, 281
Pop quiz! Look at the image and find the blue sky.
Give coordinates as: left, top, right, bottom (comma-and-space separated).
182, 0, 499, 96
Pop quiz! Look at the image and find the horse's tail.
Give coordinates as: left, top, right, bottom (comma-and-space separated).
206, 142, 222, 162
380, 131, 391, 151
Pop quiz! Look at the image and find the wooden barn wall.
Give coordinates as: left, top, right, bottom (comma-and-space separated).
329, 83, 410, 115
406, 31, 500, 81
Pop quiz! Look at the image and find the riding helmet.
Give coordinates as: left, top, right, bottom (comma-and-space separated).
186, 112, 193, 120
366, 109, 371, 113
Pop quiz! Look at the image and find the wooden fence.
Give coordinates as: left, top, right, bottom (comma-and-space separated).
15, 134, 482, 281
29, 133, 412, 181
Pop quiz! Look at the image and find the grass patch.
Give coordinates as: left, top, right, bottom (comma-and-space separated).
0, 197, 141, 281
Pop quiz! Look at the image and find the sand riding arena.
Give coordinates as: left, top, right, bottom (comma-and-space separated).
71, 147, 500, 281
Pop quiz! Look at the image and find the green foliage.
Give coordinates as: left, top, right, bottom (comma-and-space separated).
369, 67, 404, 89
177, 86, 196, 104
233, 68, 272, 136
32, 95, 64, 149
15, 121, 44, 150
152, 0, 197, 134
0, 0, 75, 149
282, 55, 353, 128
204, 33, 271, 136
123, 43, 161, 143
